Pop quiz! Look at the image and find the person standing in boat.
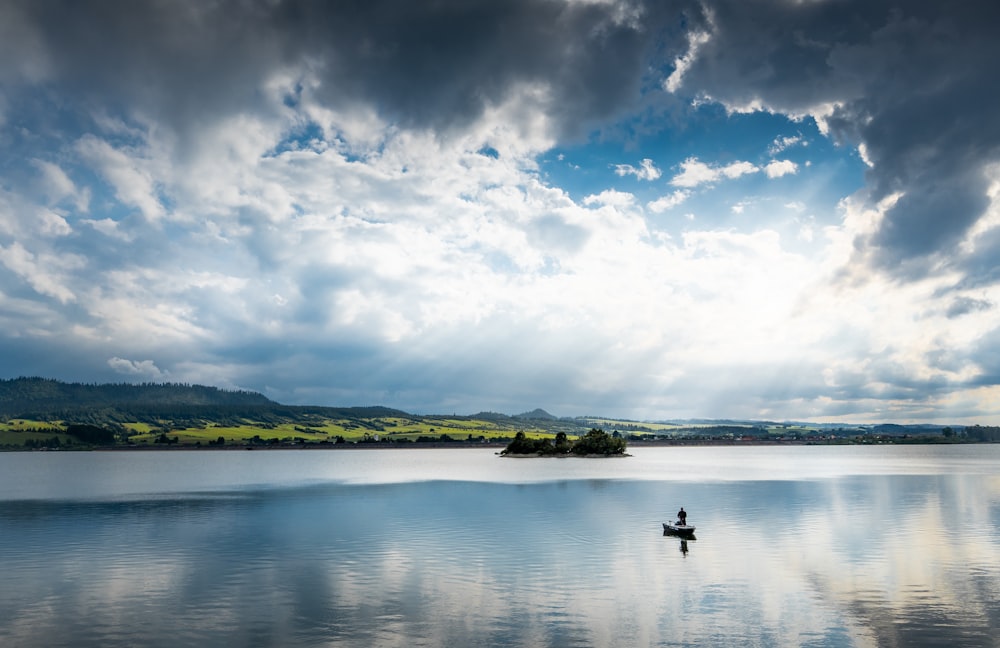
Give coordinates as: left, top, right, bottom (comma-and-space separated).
677, 507, 687, 525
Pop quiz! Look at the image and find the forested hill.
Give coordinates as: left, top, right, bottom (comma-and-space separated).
0, 377, 274, 416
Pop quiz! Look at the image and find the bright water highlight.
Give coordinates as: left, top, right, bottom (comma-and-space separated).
1, 446, 999, 647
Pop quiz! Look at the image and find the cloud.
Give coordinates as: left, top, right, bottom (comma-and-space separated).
670, 0, 1000, 280
30, 159, 88, 210
647, 190, 690, 213
108, 357, 166, 380
764, 159, 797, 178
663, 24, 711, 93
670, 157, 758, 187
0, 241, 80, 303
768, 135, 804, 156
614, 158, 661, 181
7, 0, 704, 148
81, 218, 133, 241
583, 189, 635, 208
945, 297, 993, 320
75, 135, 166, 222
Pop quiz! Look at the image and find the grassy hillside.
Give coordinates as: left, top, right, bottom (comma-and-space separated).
0, 412, 576, 448
0, 378, 593, 448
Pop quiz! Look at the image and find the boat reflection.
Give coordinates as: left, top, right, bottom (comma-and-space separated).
663, 526, 696, 557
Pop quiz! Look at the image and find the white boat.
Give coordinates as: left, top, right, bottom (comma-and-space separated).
663, 521, 696, 535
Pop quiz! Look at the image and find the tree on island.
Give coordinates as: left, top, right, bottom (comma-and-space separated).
500, 428, 626, 456
553, 431, 574, 454
571, 427, 627, 456
500, 431, 550, 455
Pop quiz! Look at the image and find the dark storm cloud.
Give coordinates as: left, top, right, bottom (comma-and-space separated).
2, 2, 284, 131
4, 0, 700, 142
678, 0, 1000, 280
280, 0, 697, 136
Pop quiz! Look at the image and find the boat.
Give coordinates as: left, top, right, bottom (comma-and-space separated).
663, 521, 696, 536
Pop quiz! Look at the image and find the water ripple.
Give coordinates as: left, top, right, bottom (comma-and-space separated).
2, 451, 1000, 647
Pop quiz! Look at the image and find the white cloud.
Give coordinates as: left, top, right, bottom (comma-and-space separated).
108, 357, 166, 379
614, 158, 661, 181
670, 157, 758, 188
764, 159, 798, 178
583, 189, 635, 208
768, 135, 804, 155
857, 142, 874, 168
31, 160, 88, 211
647, 190, 690, 212
75, 135, 166, 222
670, 158, 719, 187
82, 218, 133, 241
0, 242, 81, 304
35, 208, 72, 237
664, 27, 712, 93
724, 161, 758, 179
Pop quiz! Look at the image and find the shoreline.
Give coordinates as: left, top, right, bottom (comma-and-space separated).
4, 436, 992, 452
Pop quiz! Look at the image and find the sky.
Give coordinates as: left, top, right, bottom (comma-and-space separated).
2, 0, 999, 423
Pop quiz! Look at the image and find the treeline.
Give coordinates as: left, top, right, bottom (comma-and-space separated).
965, 425, 1000, 442
0, 377, 273, 417
501, 428, 627, 456
668, 425, 770, 437
23, 437, 67, 449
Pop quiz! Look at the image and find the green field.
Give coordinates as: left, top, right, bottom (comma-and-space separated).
0, 420, 75, 447
0, 412, 814, 448
3, 409, 923, 449
1, 419, 64, 431
141, 418, 554, 445
1, 413, 572, 448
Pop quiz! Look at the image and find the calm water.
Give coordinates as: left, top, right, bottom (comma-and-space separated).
1, 446, 998, 647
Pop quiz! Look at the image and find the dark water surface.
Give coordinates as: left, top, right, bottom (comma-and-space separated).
1, 446, 998, 647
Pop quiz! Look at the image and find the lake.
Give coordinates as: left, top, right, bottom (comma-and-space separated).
1, 446, 998, 647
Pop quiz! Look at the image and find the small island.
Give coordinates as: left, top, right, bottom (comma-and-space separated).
500, 428, 628, 457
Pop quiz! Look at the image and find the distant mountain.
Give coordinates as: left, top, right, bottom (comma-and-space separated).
654, 418, 782, 427
0, 376, 273, 417
471, 411, 512, 421
514, 408, 557, 420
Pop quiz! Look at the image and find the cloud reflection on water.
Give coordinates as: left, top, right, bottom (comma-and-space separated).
1, 451, 999, 647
